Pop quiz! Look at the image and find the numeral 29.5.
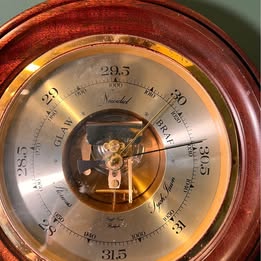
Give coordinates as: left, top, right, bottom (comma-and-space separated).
101, 65, 130, 76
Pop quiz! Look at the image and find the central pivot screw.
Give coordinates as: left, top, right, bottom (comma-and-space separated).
103, 140, 125, 189
106, 153, 124, 171
103, 140, 125, 171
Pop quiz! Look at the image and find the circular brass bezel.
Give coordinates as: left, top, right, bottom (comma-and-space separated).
0, 34, 238, 260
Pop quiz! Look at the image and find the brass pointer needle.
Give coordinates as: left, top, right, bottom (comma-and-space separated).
123, 139, 205, 159
77, 140, 205, 173
121, 95, 176, 154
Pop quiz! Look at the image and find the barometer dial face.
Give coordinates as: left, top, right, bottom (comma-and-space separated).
0, 1, 259, 261
0, 35, 235, 261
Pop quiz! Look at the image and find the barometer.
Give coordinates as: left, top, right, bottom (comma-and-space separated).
0, 1, 259, 260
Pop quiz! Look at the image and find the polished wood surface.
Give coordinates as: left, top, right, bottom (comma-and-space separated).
0, 1, 259, 260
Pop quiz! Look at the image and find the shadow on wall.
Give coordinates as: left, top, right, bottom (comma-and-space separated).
174, 0, 260, 70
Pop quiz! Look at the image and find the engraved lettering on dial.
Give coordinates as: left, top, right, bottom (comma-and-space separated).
0, 38, 231, 261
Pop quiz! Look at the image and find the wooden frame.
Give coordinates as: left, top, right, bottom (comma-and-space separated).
0, 1, 259, 260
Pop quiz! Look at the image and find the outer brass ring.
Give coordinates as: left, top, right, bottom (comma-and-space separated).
0, 34, 238, 260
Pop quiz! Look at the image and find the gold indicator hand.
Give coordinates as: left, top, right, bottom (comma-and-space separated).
123, 139, 206, 158
121, 95, 176, 154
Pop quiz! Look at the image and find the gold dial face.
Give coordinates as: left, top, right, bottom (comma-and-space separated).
0, 35, 237, 260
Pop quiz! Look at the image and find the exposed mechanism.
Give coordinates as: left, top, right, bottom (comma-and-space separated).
77, 119, 144, 209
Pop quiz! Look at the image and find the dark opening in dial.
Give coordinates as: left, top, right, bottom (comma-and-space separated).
63, 109, 165, 212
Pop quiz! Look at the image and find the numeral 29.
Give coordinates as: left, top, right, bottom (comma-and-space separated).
42, 88, 59, 105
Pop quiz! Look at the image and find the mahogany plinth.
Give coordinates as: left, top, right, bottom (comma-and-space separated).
0, 1, 259, 260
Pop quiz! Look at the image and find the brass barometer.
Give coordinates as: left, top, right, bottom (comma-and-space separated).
0, 1, 259, 260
